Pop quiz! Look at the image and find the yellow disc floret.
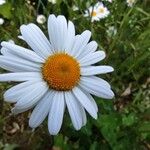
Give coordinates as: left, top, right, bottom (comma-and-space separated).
99, 8, 105, 13
42, 53, 80, 91
92, 11, 97, 17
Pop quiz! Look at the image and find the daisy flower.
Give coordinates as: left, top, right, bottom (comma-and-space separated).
0, 18, 4, 25
95, 2, 110, 19
48, 0, 56, 4
127, 0, 136, 7
0, 14, 114, 135
84, 6, 100, 22
36, 14, 46, 24
85, 2, 110, 22
72, 5, 79, 11
0, 0, 5, 5
105, 0, 112, 2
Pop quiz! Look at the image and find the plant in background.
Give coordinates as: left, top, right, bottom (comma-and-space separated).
106, 26, 117, 38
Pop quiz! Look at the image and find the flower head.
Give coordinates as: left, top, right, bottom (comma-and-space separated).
84, 2, 110, 22
36, 14, 46, 24
127, 0, 136, 7
84, 6, 100, 22
48, 0, 56, 4
0, 0, 5, 5
0, 14, 114, 135
106, 0, 112, 3
72, 5, 79, 11
0, 18, 4, 25
95, 2, 110, 19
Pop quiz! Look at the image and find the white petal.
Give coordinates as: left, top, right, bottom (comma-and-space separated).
48, 15, 57, 52
79, 51, 106, 66
70, 30, 91, 58
1, 47, 10, 56
12, 106, 35, 115
84, 91, 98, 112
78, 41, 98, 59
81, 66, 114, 76
81, 76, 111, 89
15, 81, 48, 109
79, 76, 114, 99
80, 106, 87, 126
0, 72, 42, 82
4, 80, 42, 103
18, 35, 25, 40
65, 91, 83, 130
29, 90, 54, 128
48, 91, 65, 135
48, 15, 67, 52
20, 23, 52, 59
0, 56, 41, 72
1, 42, 44, 63
72, 86, 97, 119
56, 15, 68, 51
64, 21, 75, 54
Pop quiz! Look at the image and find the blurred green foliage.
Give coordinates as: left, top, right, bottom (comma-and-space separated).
0, 0, 150, 149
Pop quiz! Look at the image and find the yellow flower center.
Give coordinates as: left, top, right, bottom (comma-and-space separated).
92, 11, 97, 17
42, 53, 80, 91
99, 8, 105, 13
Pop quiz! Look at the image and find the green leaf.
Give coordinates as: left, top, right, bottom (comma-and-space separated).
0, 3, 12, 19
54, 134, 70, 150
3, 144, 18, 150
138, 122, 150, 132
122, 113, 136, 126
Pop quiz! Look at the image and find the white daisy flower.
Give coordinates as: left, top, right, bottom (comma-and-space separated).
72, 5, 79, 11
48, 0, 56, 4
84, 6, 100, 22
0, 18, 4, 25
0, 14, 114, 135
105, 0, 112, 2
0, 0, 5, 5
36, 15, 46, 24
95, 2, 110, 19
127, 0, 136, 7
85, 2, 110, 22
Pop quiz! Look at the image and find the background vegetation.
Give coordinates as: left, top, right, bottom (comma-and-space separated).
0, 0, 150, 149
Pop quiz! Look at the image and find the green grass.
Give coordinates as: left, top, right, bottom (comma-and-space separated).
0, 0, 150, 149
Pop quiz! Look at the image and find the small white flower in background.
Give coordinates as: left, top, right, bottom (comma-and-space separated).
0, 0, 6, 5
95, 2, 110, 19
105, 0, 112, 2
0, 14, 114, 135
127, 0, 136, 7
85, 2, 110, 22
72, 5, 79, 11
106, 26, 117, 37
48, 0, 56, 4
0, 18, 4, 25
84, 6, 101, 22
36, 15, 46, 24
